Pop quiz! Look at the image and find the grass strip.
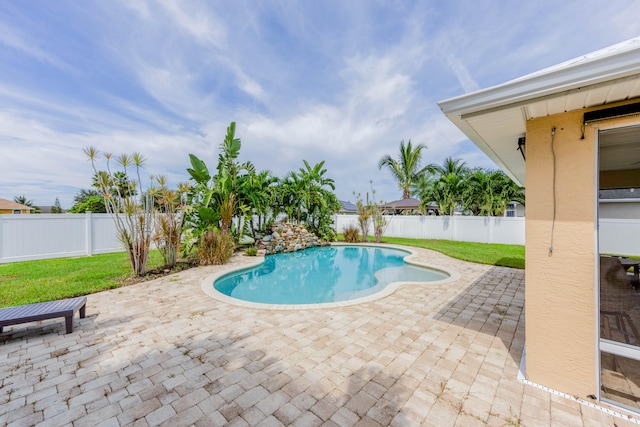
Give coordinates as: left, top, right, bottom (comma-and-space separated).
0, 251, 165, 308
337, 235, 525, 269
381, 237, 525, 269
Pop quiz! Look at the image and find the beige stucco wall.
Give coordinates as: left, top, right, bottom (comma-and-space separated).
525, 103, 640, 398
525, 109, 598, 398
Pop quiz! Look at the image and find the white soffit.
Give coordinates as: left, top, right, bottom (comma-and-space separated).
439, 37, 640, 186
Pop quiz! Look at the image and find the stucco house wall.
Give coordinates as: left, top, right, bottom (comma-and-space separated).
525, 105, 640, 398
0, 198, 34, 214
524, 109, 597, 397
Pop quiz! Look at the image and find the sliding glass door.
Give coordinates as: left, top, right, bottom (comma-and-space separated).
598, 124, 640, 411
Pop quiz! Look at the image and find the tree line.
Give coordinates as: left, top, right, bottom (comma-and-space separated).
379, 140, 524, 216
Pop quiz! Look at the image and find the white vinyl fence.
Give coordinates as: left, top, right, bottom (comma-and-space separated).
598, 218, 640, 256
5, 212, 635, 264
0, 213, 122, 263
335, 214, 526, 245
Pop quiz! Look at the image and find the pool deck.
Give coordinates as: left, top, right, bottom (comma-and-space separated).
1, 245, 638, 426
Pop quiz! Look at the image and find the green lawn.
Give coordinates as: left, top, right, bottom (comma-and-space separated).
0, 251, 165, 308
340, 236, 525, 269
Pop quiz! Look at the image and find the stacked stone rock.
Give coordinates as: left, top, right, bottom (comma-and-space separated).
257, 223, 328, 255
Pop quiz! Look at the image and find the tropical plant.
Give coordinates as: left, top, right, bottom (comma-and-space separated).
378, 140, 435, 199
13, 195, 34, 207
13, 195, 40, 212
354, 192, 371, 242
150, 176, 189, 268
68, 195, 107, 213
410, 173, 438, 214
434, 157, 469, 216
183, 153, 218, 254
465, 168, 524, 216
369, 185, 388, 243
297, 160, 341, 240
245, 246, 258, 256
84, 147, 153, 276
412, 157, 469, 216
372, 206, 388, 243
276, 160, 340, 241
184, 121, 260, 262
243, 170, 279, 238
412, 158, 524, 217
198, 229, 235, 265
73, 188, 101, 204
342, 224, 360, 243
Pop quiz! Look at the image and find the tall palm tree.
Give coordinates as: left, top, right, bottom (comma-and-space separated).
378, 140, 434, 199
436, 157, 468, 177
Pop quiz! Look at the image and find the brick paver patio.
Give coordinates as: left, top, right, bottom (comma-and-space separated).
1, 245, 638, 426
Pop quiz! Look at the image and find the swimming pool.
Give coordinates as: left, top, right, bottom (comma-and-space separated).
213, 245, 449, 305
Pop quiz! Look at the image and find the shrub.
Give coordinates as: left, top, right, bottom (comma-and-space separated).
343, 224, 360, 243
354, 193, 371, 242
245, 246, 258, 256
372, 205, 388, 243
68, 195, 107, 213
198, 230, 235, 265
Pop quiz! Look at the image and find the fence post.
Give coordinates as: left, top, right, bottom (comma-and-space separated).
86, 212, 93, 256
451, 215, 456, 241
488, 216, 493, 244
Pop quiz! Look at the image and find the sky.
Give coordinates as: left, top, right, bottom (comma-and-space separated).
2, 1, 640, 209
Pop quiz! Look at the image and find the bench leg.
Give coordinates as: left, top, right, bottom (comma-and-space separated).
65, 316, 73, 333
80, 304, 86, 319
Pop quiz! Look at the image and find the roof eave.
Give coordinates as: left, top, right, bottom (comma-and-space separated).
439, 38, 640, 117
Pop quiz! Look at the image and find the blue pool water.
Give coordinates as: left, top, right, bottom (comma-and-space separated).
214, 245, 448, 304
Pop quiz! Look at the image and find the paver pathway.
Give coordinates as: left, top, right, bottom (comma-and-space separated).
1, 245, 638, 426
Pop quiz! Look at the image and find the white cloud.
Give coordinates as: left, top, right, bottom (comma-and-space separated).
0, 21, 71, 71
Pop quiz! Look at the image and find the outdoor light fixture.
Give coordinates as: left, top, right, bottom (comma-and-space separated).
517, 136, 526, 161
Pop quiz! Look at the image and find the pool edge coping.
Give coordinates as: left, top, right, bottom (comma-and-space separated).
200, 243, 462, 310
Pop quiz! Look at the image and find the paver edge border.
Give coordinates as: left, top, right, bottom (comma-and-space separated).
200, 243, 461, 310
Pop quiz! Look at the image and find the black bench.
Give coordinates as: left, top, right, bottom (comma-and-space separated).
0, 296, 87, 334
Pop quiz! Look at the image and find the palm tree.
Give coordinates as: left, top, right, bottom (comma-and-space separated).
13, 195, 40, 213
436, 157, 468, 177
434, 157, 469, 216
410, 173, 438, 214
464, 168, 493, 216
276, 160, 340, 240
13, 195, 34, 207
378, 140, 435, 199
464, 168, 524, 216
242, 169, 278, 236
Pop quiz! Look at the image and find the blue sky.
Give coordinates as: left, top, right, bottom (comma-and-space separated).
2, 1, 640, 208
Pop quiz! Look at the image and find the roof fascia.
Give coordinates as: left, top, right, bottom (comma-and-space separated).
438, 40, 640, 117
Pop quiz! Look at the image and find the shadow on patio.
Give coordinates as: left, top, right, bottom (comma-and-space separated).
432, 265, 525, 367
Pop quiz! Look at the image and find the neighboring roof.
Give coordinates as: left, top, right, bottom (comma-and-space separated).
382, 198, 421, 209
0, 198, 34, 211
339, 200, 358, 212
438, 37, 640, 186
38, 205, 66, 213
